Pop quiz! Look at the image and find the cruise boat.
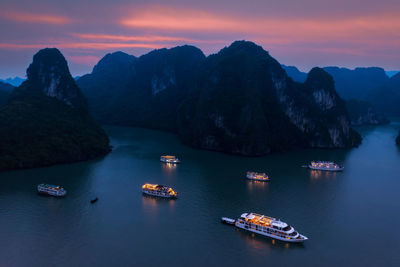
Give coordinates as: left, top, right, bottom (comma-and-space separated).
308, 161, 344, 171
235, 212, 308, 243
246, 171, 270, 181
160, 155, 181, 164
142, 183, 178, 198
37, 184, 67, 197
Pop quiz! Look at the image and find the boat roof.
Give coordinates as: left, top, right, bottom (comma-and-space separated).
38, 184, 62, 188
240, 212, 277, 223
271, 220, 288, 228
142, 183, 170, 190
161, 155, 177, 158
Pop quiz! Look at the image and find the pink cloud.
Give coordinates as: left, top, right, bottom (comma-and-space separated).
119, 6, 400, 42
0, 10, 72, 24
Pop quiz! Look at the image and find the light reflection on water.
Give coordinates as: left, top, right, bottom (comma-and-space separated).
246, 180, 270, 192
0, 124, 399, 266
141, 195, 176, 210
235, 227, 302, 255
310, 170, 337, 180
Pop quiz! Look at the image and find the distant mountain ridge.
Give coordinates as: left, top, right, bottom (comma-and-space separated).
282, 65, 399, 122
0, 77, 25, 87
282, 65, 391, 100
78, 41, 361, 156
0, 48, 110, 171
367, 72, 400, 116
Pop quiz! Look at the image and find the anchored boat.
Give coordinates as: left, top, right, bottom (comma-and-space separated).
246, 171, 270, 181
308, 161, 343, 171
160, 155, 180, 164
37, 184, 66, 197
142, 183, 178, 198
235, 212, 308, 243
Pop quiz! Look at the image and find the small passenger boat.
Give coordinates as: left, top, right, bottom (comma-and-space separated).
37, 184, 66, 197
160, 155, 181, 164
308, 161, 343, 171
142, 183, 178, 198
246, 171, 270, 181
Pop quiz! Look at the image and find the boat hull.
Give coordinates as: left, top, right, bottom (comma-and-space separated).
160, 158, 180, 164
246, 176, 270, 181
142, 189, 177, 198
309, 166, 344, 172
37, 190, 66, 197
235, 222, 307, 243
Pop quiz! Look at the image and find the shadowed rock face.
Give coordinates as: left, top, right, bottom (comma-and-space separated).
25, 48, 87, 109
78, 45, 206, 131
0, 81, 13, 106
79, 41, 361, 156
346, 99, 389, 126
0, 48, 110, 171
177, 41, 361, 155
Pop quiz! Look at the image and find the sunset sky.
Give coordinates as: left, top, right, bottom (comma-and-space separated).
1, 0, 399, 78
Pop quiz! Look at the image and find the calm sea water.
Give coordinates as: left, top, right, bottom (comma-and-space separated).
1, 123, 399, 266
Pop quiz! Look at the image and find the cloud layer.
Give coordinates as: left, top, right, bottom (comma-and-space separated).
0, 0, 399, 77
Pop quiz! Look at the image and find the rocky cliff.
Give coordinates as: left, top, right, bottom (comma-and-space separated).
0, 48, 110, 171
177, 41, 361, 155
78, 45, 205, 131
346, 99, 389, 126
79, 41, 361, 156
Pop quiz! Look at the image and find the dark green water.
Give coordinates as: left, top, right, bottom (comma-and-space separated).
1, 123, 399, 266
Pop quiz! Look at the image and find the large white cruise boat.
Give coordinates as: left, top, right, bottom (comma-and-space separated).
309, 161, 343, 171
37, 184, 67, 197
235, 212, 308, 243
246, 171, 270, 181
142, 183, 178, 198
160, 155, 180, 164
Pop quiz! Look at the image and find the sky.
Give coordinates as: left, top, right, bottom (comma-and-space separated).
0, 0, 399, 78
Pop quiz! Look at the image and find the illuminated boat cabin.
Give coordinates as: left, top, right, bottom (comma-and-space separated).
142, 183, 178, 198
235, 212, 308, 243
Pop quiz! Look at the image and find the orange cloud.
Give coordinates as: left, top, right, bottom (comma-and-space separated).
119, 6, 400, 41
1, 10, 72, 24
121, 7, 242, 32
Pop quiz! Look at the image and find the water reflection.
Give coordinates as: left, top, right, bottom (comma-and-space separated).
235, 228, 304, 253
310, 170, 337, 180
161, 162, 177, 174
141, 195, 176, 211
247, 180, 270, 192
